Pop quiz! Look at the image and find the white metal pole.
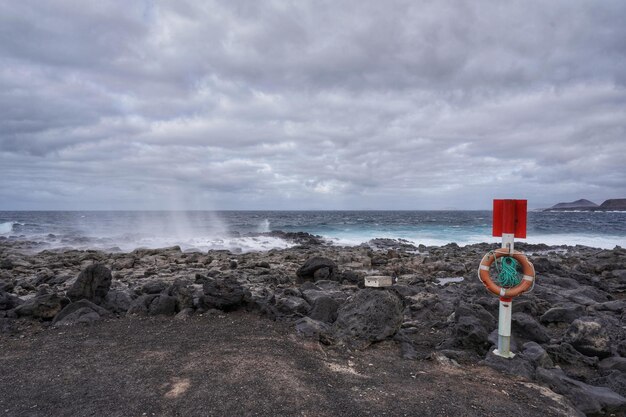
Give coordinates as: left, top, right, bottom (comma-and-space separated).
494, 299, 515, 358
494, 233, 515, 358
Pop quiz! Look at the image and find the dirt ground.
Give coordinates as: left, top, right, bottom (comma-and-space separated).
0, 312, 581, 417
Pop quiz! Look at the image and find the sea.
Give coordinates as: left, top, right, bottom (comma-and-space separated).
0, 211, 624, 252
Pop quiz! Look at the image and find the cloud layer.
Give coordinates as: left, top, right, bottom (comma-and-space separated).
1, 0, 625, 209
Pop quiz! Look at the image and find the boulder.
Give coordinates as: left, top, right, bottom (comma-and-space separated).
331, 289, 403, 345
296, 257, 338, 283
456, 316, 492, 354
127, 294, 158, 315
339, 270, 362, 284
593, 300, 626, 313
482, 350, 535, 379
540, 305, 585, 324
15, 293, 69, 320
536, 367, 626, 415
455, 302, 496, 330
599, 357, 626, 373
168, 280, 195, 311
148, 295, 177, 316
512, 312, 550, 343
102, 290, 132, 314
52, 299, 111, 326
295, 317, 331, 339
452, 302, 497, 354
243, 287, 277, 317
201, 278, 246, 312
545, 342, 599, 367
142, 280, 168, 294
520, 342, 554, 369
0, 291, 22, 311
275, 295, 310, 316
563, 286, 610, 306
308, 296, 339, 323
66, 264, 112, 304
126, 293, 177, 316
302, 288, 348, 304
532, 257, 562, 274
564, 318, 611, 358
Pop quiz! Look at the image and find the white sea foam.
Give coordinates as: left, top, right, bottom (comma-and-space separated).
325, 232, 624, 249
38, 234, 295, 253
0, 222, 14, 234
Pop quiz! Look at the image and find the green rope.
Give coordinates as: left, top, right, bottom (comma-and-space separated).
495, 256, 522, 287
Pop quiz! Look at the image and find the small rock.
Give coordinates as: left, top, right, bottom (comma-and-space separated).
175, 308, 194, 320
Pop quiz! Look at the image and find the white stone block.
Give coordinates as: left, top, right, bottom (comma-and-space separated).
364, 275, 393, 287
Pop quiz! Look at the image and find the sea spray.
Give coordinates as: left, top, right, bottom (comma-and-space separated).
0, 210, 624, 250
258, 219, 271, 233
0, 221, 14, 234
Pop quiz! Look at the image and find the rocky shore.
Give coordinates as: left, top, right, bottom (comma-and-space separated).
1, 235, 625, 416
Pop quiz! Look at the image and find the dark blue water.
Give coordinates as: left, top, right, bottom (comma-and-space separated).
1, 210, 624, 251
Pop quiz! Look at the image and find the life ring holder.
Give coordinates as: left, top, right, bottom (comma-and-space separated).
477, 249, 535, 299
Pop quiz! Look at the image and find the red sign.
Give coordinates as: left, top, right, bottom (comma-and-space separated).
493, 199, 527, 238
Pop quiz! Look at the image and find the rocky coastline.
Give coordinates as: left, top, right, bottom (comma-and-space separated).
1, 234, 625, 416
545, 198, 626, 211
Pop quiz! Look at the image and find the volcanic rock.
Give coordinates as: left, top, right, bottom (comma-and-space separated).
102, 290, 133, 314
201, 278, 247, 312
52, 299, 111, 326
308, 296, 339, 323
536, 367, 626, 415
331, 289, 403, 346
15, 293, 69, 320
66, 264, 112, 304
564, 318, 612, 358
296, 257, 338, 283
0, 291, 22, 311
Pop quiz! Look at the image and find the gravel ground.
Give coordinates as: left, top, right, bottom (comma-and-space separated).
0, 312, 581, 417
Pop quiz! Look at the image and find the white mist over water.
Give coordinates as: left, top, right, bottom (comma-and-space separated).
258, 219, 271, 233
1, 211, 624, 252
323, 231, 625, 249
0, 222, 14, 234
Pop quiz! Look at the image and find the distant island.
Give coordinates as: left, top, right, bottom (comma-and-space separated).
545, 198, 626, 211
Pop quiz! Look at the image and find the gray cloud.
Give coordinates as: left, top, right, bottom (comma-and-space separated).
1, 0, 625, 209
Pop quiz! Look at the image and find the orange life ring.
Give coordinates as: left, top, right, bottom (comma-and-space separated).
477, 249, 535, 298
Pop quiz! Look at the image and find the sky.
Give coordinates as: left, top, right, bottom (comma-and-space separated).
1, 0, 625, 210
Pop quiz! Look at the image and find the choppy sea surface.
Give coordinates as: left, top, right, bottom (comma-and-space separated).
0, 211, 624, 252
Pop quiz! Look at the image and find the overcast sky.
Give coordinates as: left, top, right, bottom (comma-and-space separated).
1, 0, 625, 210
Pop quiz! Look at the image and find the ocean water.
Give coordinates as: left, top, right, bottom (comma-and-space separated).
0, 211, 624, 252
